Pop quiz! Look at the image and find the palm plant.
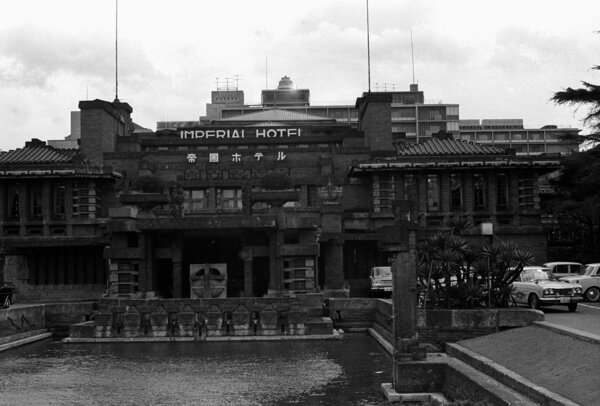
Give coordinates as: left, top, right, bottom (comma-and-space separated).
416, 233, 534, 309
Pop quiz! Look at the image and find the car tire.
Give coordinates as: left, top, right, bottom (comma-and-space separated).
528, 294, 540, 310
567, 303, 577, 312
584, 287, 600, 302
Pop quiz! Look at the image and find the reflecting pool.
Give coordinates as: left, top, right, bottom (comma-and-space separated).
0, 334, 391, 406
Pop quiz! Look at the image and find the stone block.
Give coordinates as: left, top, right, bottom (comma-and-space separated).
95, 325, 112, 338
69, 321, 96, 338
497, 309, 543, 327
151, 306, 168, 328
94, 312, 112, 326
306, 317, 333, 335
394, 362, 444, 394
452, 309, 496, 329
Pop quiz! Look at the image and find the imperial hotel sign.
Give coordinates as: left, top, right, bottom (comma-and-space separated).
180, 127, 303, 140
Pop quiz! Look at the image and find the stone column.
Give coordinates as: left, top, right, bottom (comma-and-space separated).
268, 230, 283, 294
392, 251, 425, 367
487, 171, 497, 222
172, 261, 182, 298
417, 177, 427, 227
19, 183, 27, 236
463, 172, 474, 225
172, 234, 183, 298
243, 257, 253, 297
323, 240, 344, 290
140, 233, 152, 296
440, 172, 450, 223
42, 181, 51, 236
393, 252, 417, 344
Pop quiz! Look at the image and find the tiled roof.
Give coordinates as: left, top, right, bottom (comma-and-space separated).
396, 138, 505, 156
220, 109, 332, 122
0, 146, 79, 164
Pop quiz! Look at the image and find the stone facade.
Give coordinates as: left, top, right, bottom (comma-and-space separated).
0, 90, 559, 302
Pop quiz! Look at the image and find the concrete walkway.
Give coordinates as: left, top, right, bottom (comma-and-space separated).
450, 322, 600, 406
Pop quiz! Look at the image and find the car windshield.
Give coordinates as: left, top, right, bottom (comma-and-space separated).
581, 266, 595, 276
372, 267, 391, 278
521, 269, 550, 282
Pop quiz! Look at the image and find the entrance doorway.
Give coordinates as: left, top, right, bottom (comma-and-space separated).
183, 237, 244, 298
252, 257, 270, 297
155, 258, 173, 298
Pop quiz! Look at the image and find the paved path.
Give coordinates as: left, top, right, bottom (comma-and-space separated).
543, 302, 600, 336
457, 324, 600, 405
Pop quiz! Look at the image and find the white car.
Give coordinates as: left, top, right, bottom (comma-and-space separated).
369, 266, 392, 296
543, 262, 585, 279
511, 266, 583, 312
559, 263, 600, 302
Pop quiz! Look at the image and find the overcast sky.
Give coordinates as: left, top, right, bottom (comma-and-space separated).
1, 0, 599, 150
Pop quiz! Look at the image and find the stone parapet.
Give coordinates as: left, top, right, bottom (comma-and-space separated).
71, 298, 332, 339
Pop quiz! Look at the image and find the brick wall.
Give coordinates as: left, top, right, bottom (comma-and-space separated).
357, 93, 394, 152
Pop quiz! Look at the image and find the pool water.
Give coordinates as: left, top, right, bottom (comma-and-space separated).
0, 334, 392, 406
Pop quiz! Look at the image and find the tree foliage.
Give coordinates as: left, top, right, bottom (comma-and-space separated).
549, 48, 600, 258
552, 63, 600, 143
132, 174, 166, 193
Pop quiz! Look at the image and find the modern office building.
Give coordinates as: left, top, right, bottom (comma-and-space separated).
161, 77, 578, 156
459, 119, 579, 156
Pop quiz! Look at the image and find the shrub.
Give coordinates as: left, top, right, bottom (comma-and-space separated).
132, 174, 166, 193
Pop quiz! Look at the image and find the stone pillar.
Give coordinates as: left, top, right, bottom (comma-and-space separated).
140, 233, 151, 295
323, 241, 344, 290
393, 252, 417, 343
243, 257, 253, 297
268, 230, 283, 294
42, 181, 51, 236
172, 234, 183, 298
172, 261, 182, 298
392, 251, 425, 368
417, 177, 427, 227
509, 171, 520, 226
463, 172, 474, 225
487, 171, 497, 222
19, 183, 27, 236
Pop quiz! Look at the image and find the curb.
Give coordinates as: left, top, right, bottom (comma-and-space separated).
447, 343, 579, 406
62, 330, 342, 344
534, 321, 600, 345
368, 327, 393, 355
0, 332, 52, 353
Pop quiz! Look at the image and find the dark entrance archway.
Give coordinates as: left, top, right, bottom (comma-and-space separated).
182, 233, 244, 298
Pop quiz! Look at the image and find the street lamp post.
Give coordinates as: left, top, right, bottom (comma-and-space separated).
481, 222, 494, 309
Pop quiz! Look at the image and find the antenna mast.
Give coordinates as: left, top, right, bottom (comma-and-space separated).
411, 30, 416, 84
114, 0, 119, 102
265, 56, 268, 88
366, 0, 371, 92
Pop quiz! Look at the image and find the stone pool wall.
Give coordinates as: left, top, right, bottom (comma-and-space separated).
70, 298, 334, 339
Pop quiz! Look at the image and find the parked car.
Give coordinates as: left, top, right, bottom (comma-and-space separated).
543, 262, 585, 279
559, 263, 600, 302
369, 266, 392, 297
511, 266, 583, 312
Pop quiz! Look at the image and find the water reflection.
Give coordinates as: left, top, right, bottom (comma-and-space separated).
0, 334, 391, 406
